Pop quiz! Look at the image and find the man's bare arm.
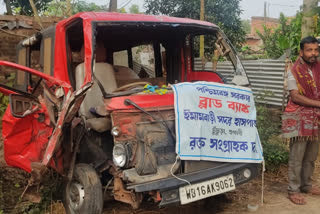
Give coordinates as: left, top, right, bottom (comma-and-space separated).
290, 90, 320, 107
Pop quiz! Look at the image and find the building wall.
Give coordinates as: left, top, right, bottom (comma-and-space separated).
244, 16, 279, 52
244, 38, 263, 52
0, 15, 60, 75
250, 16, 279, 36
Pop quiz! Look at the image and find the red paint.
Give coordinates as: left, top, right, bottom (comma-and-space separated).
0, 61, 72, 173
0, 61, 71, 89
0, 87, 17, 95
106, 93, 174, 111
53, 12, 218, 90
0, 12, 224, 176
187, 72, 223, 83
2, 103, 52, 172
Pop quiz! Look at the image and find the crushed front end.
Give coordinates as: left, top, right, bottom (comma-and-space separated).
106, 92, 259, 207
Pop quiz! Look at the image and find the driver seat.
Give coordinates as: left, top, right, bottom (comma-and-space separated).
75, 62, 117, 131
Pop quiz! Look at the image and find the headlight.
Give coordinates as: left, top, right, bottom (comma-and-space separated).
111, 126, 121, 137
243, 168, 251, 179
113, 144, 127, 167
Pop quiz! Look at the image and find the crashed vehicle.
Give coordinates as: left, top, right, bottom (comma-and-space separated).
0, 12, 259, 214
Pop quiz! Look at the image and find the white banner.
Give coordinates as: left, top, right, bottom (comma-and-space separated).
172, 81, 263, 163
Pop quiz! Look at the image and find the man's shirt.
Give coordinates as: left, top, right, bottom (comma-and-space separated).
287, 68, 313, 91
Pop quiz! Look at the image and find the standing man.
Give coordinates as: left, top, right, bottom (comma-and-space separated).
282, 36, 320, 205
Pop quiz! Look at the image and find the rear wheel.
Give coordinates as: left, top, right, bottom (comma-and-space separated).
63, 164, 103, 214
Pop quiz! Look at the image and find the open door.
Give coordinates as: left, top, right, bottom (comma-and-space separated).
0, 61, 92, 176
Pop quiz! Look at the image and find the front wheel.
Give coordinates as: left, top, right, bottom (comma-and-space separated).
63, 164, 103, 214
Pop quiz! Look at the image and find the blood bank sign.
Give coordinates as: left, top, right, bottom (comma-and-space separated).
172, 81, 263, 163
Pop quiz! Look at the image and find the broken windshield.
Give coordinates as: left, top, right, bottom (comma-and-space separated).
192, 32, 250, 86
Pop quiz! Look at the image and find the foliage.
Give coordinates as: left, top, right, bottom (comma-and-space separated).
44, 0, 107, 17
9, 170, 63, 214
0, 73, 15, 125
9, 0, 51, 15
255, 91, 289, 171
256, 12, 302, 60
129, 4, 140, 14
241, 19, 251, 34
263, 136, 289, 172
117, 7, 127, 13
144, 0, 246, 48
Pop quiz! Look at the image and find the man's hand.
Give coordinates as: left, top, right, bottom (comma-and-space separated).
290, 90, 320, 107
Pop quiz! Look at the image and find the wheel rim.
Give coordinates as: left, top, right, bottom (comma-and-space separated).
67, 182, 85, 212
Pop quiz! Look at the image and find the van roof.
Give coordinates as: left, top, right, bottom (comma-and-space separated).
58, 12, 218, 28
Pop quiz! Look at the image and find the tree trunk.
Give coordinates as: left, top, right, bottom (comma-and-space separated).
301, 0, 318, 38
5, 0, 12, 15
109, 0, 117, 12
29, 0, 43, 29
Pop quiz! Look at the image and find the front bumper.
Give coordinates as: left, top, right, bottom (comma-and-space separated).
127, 162, 259, 206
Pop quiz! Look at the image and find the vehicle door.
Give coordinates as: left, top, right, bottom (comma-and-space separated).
0, 61, 91, 175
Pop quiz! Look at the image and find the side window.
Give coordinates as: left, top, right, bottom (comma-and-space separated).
113, 50, 128, 67
132, 44, 155, 78
17, 48, 27, 86
43, 37, 52, 75
192, 34, 220, 71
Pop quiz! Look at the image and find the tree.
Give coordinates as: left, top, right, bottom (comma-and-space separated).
9, 0, 51, 15
109, 0, 117, 12
44, 0, 107, 17
4, 0, 13, 15
257, 13, 302, 60
301, 0, 318, 38
241, 20, 251, 34
144, 0, 246, 48
129, 4, 140, 14
29, 0, 43, 29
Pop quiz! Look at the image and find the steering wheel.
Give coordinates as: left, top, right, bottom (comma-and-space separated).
113, 81, 151, 93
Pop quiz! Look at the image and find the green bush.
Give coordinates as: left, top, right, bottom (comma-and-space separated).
263, 136, 289, 171
257, 12, 302, 61
255, 91, 289, 171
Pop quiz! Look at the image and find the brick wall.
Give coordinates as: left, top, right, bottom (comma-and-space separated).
0, 15, 61, 75
250, 16, 279, 36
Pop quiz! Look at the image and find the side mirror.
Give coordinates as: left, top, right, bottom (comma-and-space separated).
9, 94, 40, 118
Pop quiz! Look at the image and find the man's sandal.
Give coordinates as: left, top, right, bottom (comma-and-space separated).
288, 193, 306, 205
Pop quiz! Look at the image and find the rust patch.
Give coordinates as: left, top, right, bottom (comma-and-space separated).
113, 177, 142, 209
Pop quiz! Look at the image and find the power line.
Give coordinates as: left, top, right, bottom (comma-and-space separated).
270, 3, 299, 8
120, 0, 133, 8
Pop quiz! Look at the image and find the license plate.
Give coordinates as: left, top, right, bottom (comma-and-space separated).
179, 174, 235, 205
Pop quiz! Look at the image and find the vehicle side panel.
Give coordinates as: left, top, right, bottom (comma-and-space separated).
2, 102, 52, 172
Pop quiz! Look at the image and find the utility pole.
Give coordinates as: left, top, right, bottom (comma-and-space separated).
109, 0, 117, 12
301, 0, 318, 38
200, 0, 205, 59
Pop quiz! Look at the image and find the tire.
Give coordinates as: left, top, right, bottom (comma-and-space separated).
63, 164, 103, 214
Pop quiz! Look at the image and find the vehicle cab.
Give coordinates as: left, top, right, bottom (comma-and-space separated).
0, 12, 259, 214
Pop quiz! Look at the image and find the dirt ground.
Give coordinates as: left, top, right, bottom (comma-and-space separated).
1, 133, 320, 214
99, 164, 320, 214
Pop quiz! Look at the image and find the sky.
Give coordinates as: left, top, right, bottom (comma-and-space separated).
0, 0, 304, 20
